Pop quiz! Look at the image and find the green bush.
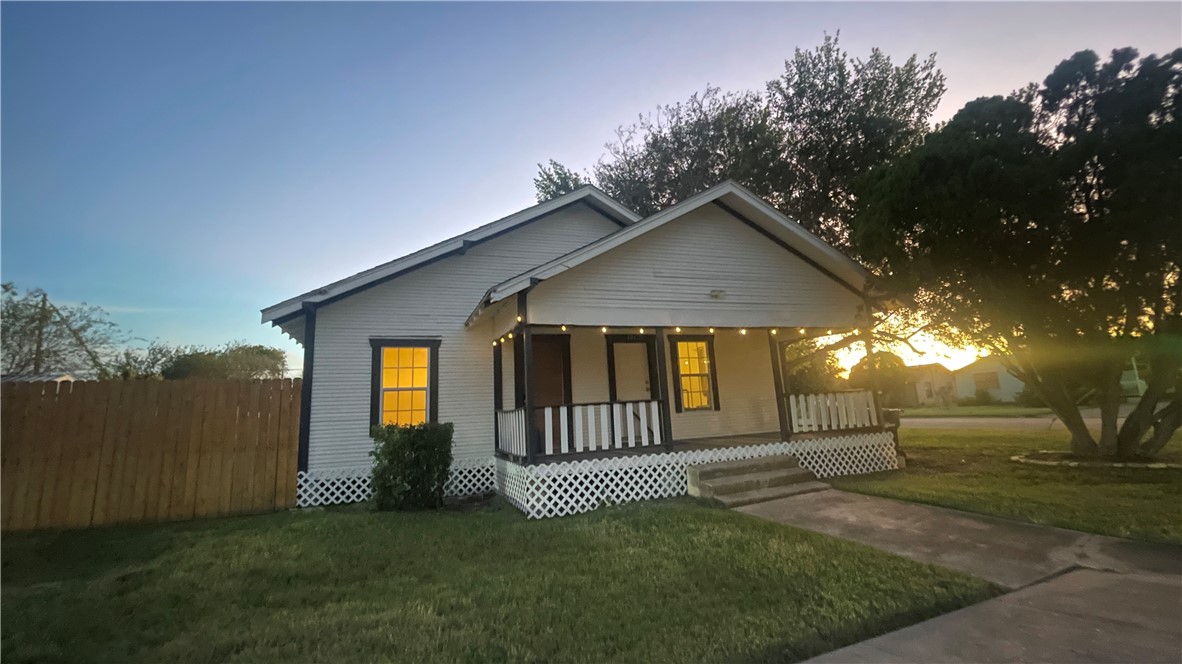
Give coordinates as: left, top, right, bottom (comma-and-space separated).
1014, 385, 1046, 407
369, 422, 454, 510
958, 388, 998, 406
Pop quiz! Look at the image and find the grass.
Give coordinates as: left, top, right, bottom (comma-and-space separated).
832, 428, 1182, 545
900, 405, 1054, 418
1, 499, 998, 664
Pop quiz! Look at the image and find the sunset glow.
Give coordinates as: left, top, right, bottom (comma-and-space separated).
831, 331, 986, 378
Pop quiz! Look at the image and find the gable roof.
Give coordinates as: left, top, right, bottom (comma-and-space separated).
904, 363, 953, 375
468, 181, 876, 323
260, 186, 639, 325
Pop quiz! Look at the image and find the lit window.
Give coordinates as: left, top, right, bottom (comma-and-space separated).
672, 338, 717, 412
371, 340, 438, 426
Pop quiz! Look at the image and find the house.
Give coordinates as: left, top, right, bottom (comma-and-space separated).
262, 181, 899, 518
954, 356, 1024, 402
902, 363, 955, 407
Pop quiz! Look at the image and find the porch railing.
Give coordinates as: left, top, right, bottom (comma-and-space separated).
542, 400, 663, 455
788, 390, 879, 433
496, 407, 528, 457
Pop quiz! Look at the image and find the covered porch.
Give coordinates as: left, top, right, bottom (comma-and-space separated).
489, 321, 888, 465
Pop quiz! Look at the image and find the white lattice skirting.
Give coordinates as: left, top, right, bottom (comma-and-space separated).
296, 458, 497, 507
296, 432, 897, 515
497, 432, 898, 519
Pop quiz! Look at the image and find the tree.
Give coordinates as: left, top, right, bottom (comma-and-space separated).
854, 47, 1182, 457
848, 351, 909, 408
1, 282, 124, 378
533, 160, 588, 202
161, 342, 288, 380
782, 339, 846, 394
536, 33, 946, 248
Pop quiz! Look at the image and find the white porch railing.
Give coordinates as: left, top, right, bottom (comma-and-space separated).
543, 400, 663, 455
496, 407, 527, 457
788, 390, 879, 433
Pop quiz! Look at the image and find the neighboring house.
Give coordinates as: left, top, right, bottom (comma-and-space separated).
262, 181, 899, 518
902, 363, 955, 407
954, 357, 1024, 402
0, 373, 75, 384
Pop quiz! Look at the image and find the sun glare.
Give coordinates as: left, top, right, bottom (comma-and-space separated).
831, 331, 984, 378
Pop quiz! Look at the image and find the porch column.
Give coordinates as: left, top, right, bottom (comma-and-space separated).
768, 331, 792, 441
492, 340, 503, 455
654, 327, 673, 442
517, 292, 538, 464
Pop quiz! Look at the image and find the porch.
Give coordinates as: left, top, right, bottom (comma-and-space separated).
491, 323, 889, 465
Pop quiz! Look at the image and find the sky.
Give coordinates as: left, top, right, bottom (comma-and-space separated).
3, 2, 1179, 373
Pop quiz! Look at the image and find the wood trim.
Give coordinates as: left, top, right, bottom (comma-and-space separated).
668, 334, 720, 413
712, 200, 867, 299
368, 338, 442, 428
297, 303, 316, 472
654, 327, 673, 441
492, 342, 503, 449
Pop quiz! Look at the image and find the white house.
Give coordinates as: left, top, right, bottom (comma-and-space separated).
262, 181, 899, 518
955, 357, 1025, 402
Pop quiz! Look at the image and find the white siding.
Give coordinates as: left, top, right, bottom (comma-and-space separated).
527, 205, 866, 329
665, 329, 780, 440
568, 327, 611, 404
307, 204, 622, 471
955, 357, 1025, 403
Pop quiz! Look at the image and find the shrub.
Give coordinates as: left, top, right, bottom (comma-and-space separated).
1014, 385, 1046, 407
369, 422, 454, 510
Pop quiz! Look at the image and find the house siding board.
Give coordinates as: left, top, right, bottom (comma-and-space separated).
954, 357, 1025, 403
664, 329, 780, 440
527, 206, 865, 328
306, 205, 622, 472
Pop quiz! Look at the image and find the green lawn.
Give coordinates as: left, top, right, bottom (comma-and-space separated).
1, 500, 996, 664
900, 405, 1054, 418
832, 429, 1182, 544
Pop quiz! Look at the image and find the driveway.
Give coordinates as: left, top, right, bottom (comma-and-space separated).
736, 490, 1182, 663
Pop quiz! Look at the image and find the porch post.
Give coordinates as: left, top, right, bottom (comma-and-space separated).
654, 327, 673, 442
768, 331, 792, 441
492, 340, 503, 455
517, 292, 538, 464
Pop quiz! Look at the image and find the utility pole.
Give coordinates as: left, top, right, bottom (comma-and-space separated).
32, 292, 49, 374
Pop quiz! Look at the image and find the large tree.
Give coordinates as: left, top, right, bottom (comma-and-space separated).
855, 47, 1182, 458
536, 33, 945, 248
115, 341, 288, 380
1, 282, 124, 378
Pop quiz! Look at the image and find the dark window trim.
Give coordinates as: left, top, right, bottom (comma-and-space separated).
604, 334, 659, 403
369, 338, 442, 428
297, 303, 317, 472
668, 334, 720, 413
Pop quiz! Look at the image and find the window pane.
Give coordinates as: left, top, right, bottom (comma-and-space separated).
412, 347, 429, 368
396, 347, 413, 367
412, 367, 428, 388
411, 390, 426, 409
397, 391, 413, 410
383, 391, 398, 411
397, 367, 414, 387
383, 347, 400, 368
382, 368, 398, 389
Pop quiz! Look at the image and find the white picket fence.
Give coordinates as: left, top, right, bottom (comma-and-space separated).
543, 400, 663, 455
788, 390, 879, 432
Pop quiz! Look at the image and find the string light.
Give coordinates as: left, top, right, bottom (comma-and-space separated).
826, 329, 833, 335
709, 328, 715, 333
771, 329, 778, 335
798, 328, 806, 334
516, 315, 523, 322
561, 325, 567, 332
492, 340, 497, 346
601, 326, 608, 333
739, 328, 747, 335
500, 337, 506, 343
675, 327, 682, 333
639, 328, 645, 334
507, 332, 513, 339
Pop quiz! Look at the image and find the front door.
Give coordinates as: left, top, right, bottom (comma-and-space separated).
613, 343, 652, 401
530, 335, 571, 450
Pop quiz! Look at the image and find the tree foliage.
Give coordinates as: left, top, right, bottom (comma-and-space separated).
112, 341, 288, 380
782, 339, 846, 394
533, 159, 588, 203
855, 47, 1182, 457
1, 282, 124, 378
535, 33, 945, 248
848, 351, 910, 407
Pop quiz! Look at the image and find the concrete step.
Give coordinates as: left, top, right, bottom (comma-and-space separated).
714, 481, 830, 508
687, 455, 800, 483
696, 467, 817, 498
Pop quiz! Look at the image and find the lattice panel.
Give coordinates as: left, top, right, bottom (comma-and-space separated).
497, 432, 897, 519
297, 458, 497, 507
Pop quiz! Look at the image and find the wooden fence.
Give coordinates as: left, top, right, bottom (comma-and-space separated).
1, 378, 301, 531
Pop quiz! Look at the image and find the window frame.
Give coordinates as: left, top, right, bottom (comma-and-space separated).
668, 334, 720, 413
369, 338, 441, 427
972, 371, 1001, 391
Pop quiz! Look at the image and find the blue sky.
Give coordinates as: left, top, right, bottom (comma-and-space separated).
3, 2, 1179, 370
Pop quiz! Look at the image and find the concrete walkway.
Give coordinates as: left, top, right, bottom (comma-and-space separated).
736, 490, 1182, 663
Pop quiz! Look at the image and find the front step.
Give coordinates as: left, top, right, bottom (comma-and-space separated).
687, 454, 826, 507
714, 481, 830, 507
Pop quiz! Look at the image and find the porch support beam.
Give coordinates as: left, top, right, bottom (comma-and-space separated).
768, 331, 792, 441
654, 327, 674, 443
518, 291, 539, 465
492, 340, 503, 455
